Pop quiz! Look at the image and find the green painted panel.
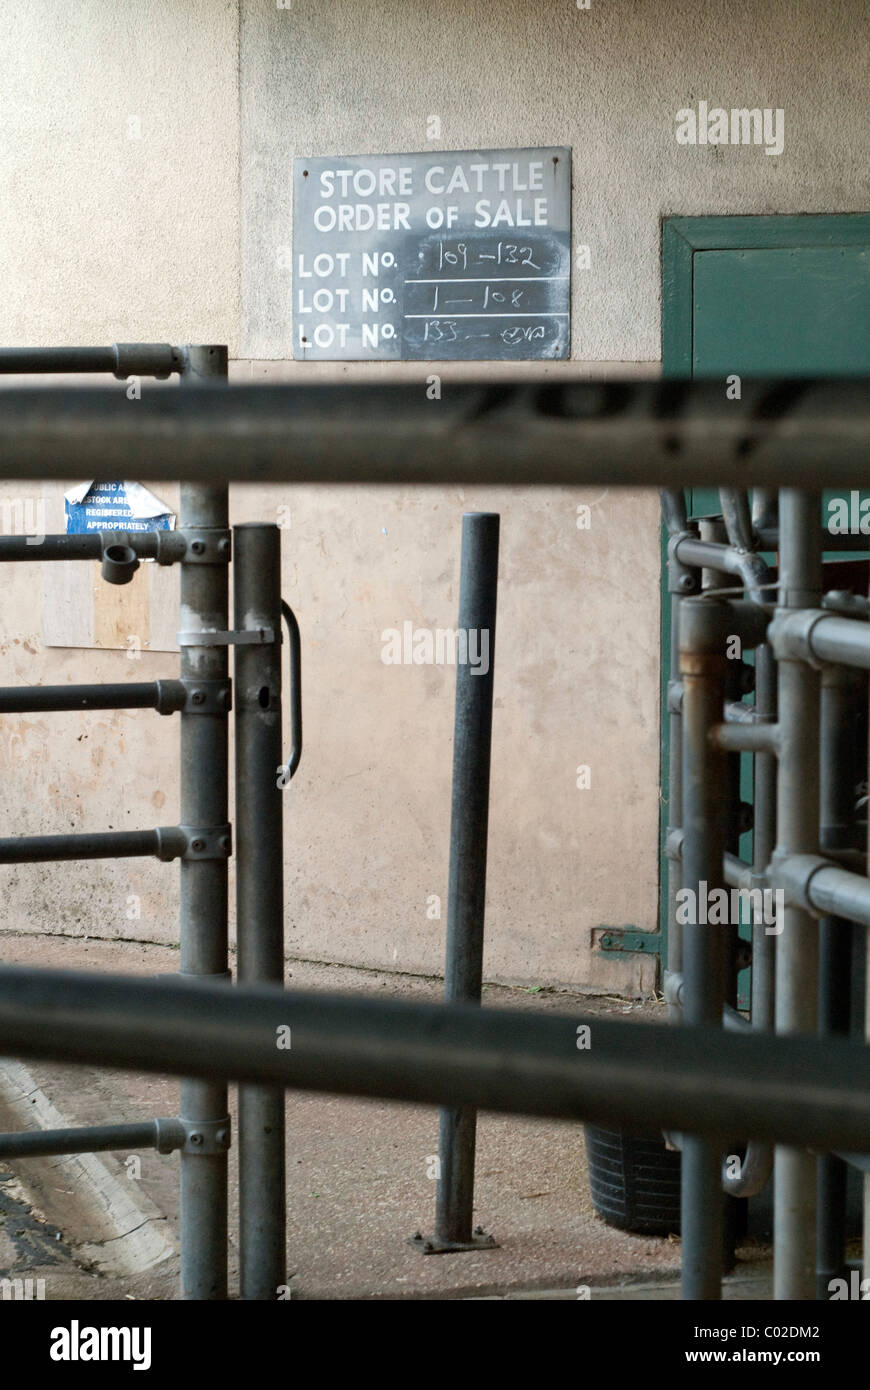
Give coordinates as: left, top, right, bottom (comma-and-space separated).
666, 214, 870, 252
692, 248, 870, 377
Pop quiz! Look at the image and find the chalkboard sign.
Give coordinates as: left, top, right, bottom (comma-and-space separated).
293, 146, 571, 361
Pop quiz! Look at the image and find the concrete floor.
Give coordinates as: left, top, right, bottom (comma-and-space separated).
0, 934, 775, 1300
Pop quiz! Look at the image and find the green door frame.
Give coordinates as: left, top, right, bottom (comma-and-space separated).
658, 212, 870, 965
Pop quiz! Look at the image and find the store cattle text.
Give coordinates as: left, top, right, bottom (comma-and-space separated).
293, 147, 571, 361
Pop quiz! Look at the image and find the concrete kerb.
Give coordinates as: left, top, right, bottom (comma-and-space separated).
0, 1058, 175, 1278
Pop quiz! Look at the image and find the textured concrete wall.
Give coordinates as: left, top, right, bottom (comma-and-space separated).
1, 1, 867, 994
0, 0, 238, 965
0, 0, 239, 348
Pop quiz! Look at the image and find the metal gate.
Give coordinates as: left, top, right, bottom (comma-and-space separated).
0, 345, 300, 1299
0, 369, 869, 1302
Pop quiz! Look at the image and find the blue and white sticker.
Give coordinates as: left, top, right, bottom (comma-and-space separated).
64, 480, 175, 535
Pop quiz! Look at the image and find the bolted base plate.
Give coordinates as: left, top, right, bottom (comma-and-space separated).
408, 1228, 498, 1255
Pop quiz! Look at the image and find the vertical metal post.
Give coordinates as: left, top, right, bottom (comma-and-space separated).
666, 591, 684, 983
718, 640, 777, 1208
234, 524, 286, 1299
773, 488, 821, 1301
720, 641, 745, 1263
178, 345, 230, 1300
816, 665, 860, 1297
866, 637, 870, 1291
423, 512, 499, 1253
679, 596, 727, 1299
698, 516, 728, 592
662, 490, 693, 995
866, 904, 870, 1288
751, 642, 777, 1041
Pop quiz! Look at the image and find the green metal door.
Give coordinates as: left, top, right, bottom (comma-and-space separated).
659, 215, 870, 982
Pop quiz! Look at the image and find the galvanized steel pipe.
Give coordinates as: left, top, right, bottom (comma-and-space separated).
234, 524, 287, 1299
3, 967, 870, 1151
679, 597, 728, 1298
433, 513, 500, 1251
177, 347, 230, 1301
773, 489, 822, 1301
0, 378, 868, 487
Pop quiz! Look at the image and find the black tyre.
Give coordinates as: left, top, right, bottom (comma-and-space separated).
584, 1123, 681, 1236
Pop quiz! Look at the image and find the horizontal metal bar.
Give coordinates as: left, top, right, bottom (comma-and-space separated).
0, 827, 186, 864
0, 532, 187, 562
771, 610, 870, 669
0, 379, 868, 486
176, 628, 274, 646
3, 966, 870, 1150
669, 841, 759, 893
771, 853, 870, 928
675, 536, 731, 570
724, 700, 758, 724
757, 527, 870, 552
823, 590, 870, 617
809, 864, 870, 927
712, 722, 780, 755
0, 1118, 185, 1159
0, 344, 180, 378
724, 852, 754, 889
675, 686, 779, 725
0, 347, 118, 374
804, 614, 870, 669
0, 682, 181, 714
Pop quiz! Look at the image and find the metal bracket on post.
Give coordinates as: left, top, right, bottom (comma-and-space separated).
180, 827, 232, 861
179, 1118, 232, 1157
154, 1117, 187, 1155
154, 826, 231, 862
155, 679, 232, 715
408, 1227, 497, 1255
163, 528, 231, 565
667, 530, 700, 596
111, 342, 179, 380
